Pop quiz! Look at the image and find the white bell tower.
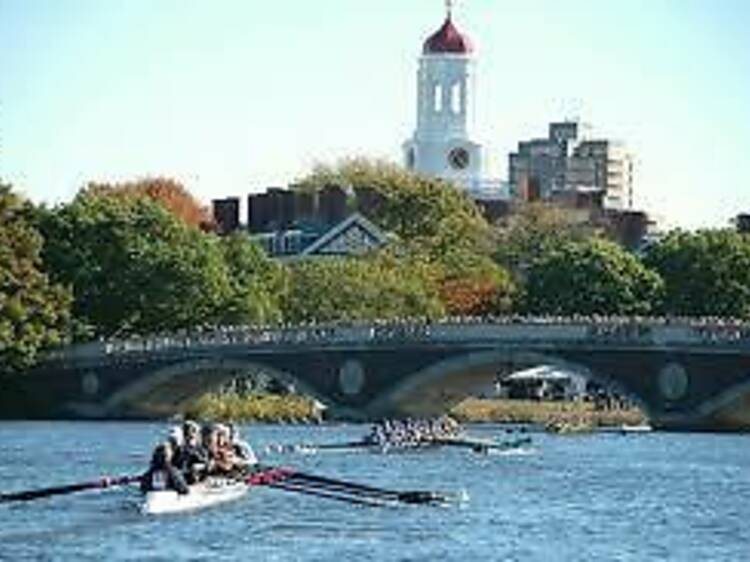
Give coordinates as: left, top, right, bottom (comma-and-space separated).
403, 1, 482, 190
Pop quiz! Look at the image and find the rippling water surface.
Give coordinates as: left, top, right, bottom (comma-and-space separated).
0, 422, 748, 561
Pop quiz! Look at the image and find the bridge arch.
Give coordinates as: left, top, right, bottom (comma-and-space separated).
103, 358, 331, 419
365, 348, 650, 419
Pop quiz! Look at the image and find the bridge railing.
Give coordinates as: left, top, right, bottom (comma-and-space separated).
49, 315, 750, 362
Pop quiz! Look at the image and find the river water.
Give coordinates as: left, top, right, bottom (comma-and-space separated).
0, 422, 748, 561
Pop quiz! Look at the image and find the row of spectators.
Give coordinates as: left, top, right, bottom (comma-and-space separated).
81, 314, 750, 357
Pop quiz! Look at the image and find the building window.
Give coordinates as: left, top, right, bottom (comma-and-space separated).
434, 84, 443, 112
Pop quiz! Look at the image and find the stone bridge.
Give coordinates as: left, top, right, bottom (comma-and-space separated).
3, 318, 750, 431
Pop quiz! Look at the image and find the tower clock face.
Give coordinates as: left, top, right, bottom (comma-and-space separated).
448, 147, 470, 170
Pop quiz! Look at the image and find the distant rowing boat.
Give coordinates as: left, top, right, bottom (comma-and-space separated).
272, 436, 533, 455
597, 424, 653, 435
140, 478, 249, 515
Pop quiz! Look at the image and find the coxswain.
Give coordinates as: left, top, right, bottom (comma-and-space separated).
141, 441, 189, 495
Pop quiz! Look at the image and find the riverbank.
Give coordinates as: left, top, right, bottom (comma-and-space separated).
184, 393, 322, 423
451, 398, 647, 432
186, 393, 646, 431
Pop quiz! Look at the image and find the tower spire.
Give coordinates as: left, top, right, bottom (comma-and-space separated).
446, 0, 453, 20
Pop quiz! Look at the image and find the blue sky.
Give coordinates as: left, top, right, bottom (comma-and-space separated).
1, 0, 749, 228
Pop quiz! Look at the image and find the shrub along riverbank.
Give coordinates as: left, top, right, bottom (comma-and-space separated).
451, 398, 646, 432
185, 393, 646, 432
184, 392, 323, 423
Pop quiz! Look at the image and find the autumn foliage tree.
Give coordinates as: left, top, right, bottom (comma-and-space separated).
81, 177, 212, 230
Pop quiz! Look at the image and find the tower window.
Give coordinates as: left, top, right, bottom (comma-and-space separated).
434, 84, 443, 112
452, 83, 461, 114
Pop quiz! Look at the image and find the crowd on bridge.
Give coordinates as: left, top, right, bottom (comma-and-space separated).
61, 314, 750, 360
141, 420, 257, 495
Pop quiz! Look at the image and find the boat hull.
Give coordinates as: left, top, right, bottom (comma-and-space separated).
141, 478, 249, 515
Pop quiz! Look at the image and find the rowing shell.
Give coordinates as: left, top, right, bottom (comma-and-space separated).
141, 478, 249, 515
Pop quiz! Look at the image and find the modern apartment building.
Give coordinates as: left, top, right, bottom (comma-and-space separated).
509, 121, 634, 210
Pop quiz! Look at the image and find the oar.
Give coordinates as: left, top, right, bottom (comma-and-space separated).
0, 474, 142, 504
286, 471, 451, 505
250, 466, 455, 506
308, 441, 371, 451
244, 467, 393, 506
434, 436, 532, 452
268, 441, 371, 454
268, 481, 393, 508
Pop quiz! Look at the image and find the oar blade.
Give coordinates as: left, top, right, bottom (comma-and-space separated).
397, 490, 468, 506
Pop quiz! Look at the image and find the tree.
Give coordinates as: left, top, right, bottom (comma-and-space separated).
281, 254, 445, 323
295, 158, 493, 257
294, 158, 515, 316
435, 249, 517, 316
37, 193, 231, 338
219, 234, 286, 325
643, 229, 750, 318
493, 201, 603, 278
524, 238, 663, 316
81, 177, 213, 230
0, 184, 71, 373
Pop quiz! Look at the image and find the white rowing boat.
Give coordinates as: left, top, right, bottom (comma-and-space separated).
141, 478, 249, 515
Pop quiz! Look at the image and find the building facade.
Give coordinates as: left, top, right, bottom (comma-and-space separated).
211, 187, 389, 259
735, 214, 750, 233
509, 121, 634, 211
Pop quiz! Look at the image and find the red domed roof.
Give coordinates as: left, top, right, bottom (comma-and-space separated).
423, 16, 474, 55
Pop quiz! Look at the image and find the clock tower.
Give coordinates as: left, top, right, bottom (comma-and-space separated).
403, 1, 482, 191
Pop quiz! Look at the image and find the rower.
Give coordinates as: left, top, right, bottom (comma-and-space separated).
141, 441, 189, 495
228, 424, 258, 467
175, 420, 209, 484
167, 426, 184, 451
211, 424, 239, 475
370, 424, 386, 446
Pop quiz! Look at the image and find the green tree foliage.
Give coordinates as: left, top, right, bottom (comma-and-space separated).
295, 158, 519, 316
296, 158, 492, 256
37, 193, 232, 338
219, 234, 285, 325
494, 202, 603, 277
281, 254, 445, 323
525, 239, 663, 316
643, 230, 750, 318
0, 184, 71, 372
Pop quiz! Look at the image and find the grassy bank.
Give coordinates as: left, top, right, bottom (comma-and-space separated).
184, 392, 321, 423
451, 398, 647, 432
185, 393, 647, 432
